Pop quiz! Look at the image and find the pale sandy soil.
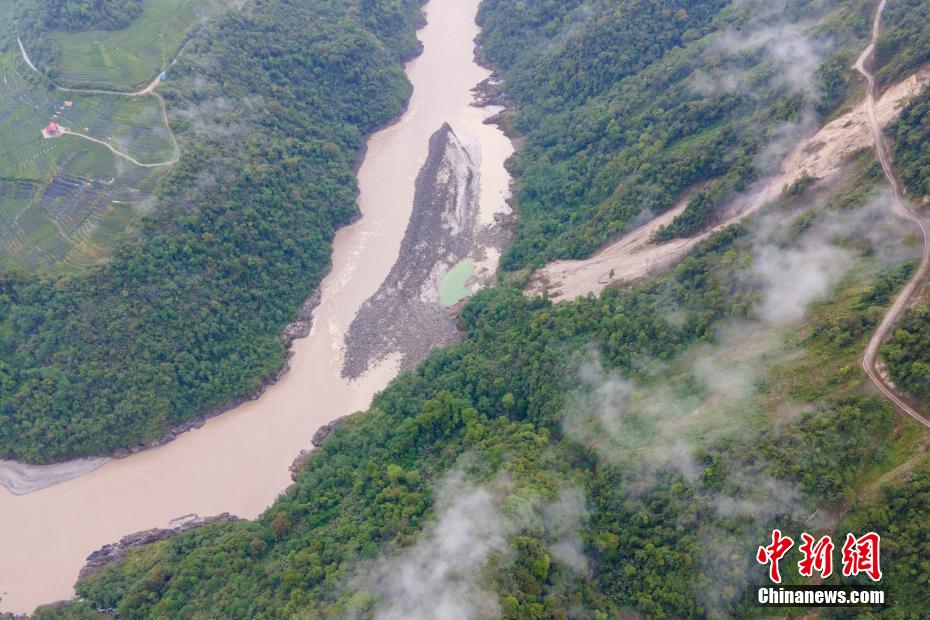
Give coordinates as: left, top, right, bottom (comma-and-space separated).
0, 458, 109, 495
525, 69, 930, 302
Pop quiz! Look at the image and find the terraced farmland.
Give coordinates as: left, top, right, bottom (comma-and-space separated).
49, 0, 229, 89
0, 51, 171, 271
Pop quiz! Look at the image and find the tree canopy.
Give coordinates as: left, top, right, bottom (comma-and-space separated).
38, 0, 144, 31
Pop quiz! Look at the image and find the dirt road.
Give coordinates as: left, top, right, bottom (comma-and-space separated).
856, 0, 930, 430
16, 37, 180, 167
16, 37, 38, 72
60, 128, 178, 167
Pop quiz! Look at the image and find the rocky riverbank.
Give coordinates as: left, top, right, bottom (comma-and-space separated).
78, 513, 240, 582
0, 458, 110, 496
0, 513, 242, 618
0, 287, 324, 496
342, 123, 511, 379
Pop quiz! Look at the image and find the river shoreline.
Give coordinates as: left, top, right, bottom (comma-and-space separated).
343, 122, 510, 378
0, 258, 326, 495
342, 37, 517, 379
0, 267, 325, 494
0, 9, 516, 496
0, 1, 517, 613
0, 8, 430, 496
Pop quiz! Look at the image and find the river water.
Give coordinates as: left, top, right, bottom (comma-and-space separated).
0, 0, 513, 612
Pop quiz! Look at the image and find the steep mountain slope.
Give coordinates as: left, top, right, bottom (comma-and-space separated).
477, 0, 874, 270
58, 167, 927, 618
36, 0, 930, 618
879, 85, 930, 406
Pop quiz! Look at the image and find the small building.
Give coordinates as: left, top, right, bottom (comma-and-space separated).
42, 122, 62, 139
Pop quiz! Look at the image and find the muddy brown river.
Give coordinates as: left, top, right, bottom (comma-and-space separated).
0, 0, 513, 612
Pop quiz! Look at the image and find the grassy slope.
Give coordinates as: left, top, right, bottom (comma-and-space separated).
0, 0, 12, 42
0, 0, 221, 272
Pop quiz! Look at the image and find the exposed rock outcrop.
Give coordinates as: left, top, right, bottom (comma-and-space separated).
525, 69, 930, 302
342, 123, 510, 378
78, 513, 239, 582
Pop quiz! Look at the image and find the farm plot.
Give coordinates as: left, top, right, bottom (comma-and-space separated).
0, 52, 171, 272
50, 0, 229, 89
0, 52, 174, 172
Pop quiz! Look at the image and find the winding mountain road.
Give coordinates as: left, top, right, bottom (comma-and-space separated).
16, 37, 180, 168
857, 0, 930, 430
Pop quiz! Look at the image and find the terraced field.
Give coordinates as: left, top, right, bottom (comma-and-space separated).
0, 51, 170, 271
50, 0, 229, 89
0, 0, 234, 271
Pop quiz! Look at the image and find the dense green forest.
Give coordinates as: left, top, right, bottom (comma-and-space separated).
475, 0, 874, 269
49, 164, 929, 616
833, 468, 930, 615
888, 83, 930, 198
0, 0, 424, 462
874, 0, 930, 88
36, 0, 144, 31
883, 303, 930, 401
9, 0, 930, 617
880, 84, 930, 404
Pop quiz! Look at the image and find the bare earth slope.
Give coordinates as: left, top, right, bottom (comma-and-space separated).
525, 69, 930, 301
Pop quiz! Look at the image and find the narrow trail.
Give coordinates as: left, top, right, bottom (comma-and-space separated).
16, 37, 180, 168
856, 0, 930, 430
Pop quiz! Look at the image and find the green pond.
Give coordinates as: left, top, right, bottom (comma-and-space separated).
438, 260, 474, 306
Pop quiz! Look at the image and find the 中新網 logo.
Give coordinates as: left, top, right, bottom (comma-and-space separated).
756, 530, 882, 583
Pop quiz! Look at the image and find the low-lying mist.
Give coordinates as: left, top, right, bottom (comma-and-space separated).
342, 185, 916, 620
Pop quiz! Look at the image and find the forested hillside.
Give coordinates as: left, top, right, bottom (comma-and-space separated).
36, 0, 144, 31
874, 0, 930, 87
53, 169, 927, 616
879, 85, 930, 404
0, 0, 424, 462
889, 83, 930, 198
33, 0, 930, 616
475, 0, 874, 269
